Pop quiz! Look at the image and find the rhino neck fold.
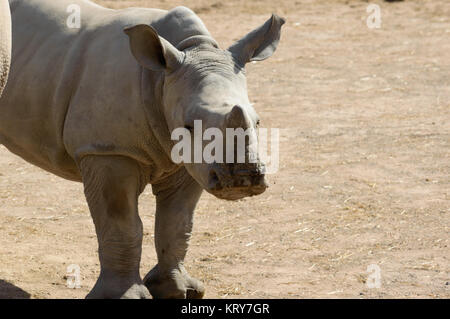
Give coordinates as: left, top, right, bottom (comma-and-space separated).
140, 67, 179, 179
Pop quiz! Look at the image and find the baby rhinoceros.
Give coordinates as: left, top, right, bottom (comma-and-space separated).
0, 0, 284, 299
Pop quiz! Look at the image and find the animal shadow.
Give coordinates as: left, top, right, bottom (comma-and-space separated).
0, 280, 31, 299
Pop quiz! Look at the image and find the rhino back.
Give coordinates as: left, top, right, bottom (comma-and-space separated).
0, 0, 209, 182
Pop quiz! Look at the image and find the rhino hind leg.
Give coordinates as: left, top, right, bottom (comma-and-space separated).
145, 169, 205, 299
80, 155, 150, 299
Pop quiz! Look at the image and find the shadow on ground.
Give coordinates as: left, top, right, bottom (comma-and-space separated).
0, 280, 31, 299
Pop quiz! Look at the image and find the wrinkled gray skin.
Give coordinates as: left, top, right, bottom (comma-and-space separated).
0, 0, 284, 298
0, 0, 11, 97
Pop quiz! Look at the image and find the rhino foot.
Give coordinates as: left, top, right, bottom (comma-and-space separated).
86, 273, 151, 299
144, 264, 205, 299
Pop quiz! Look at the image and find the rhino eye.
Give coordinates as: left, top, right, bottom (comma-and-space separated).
256, 120, 261, 127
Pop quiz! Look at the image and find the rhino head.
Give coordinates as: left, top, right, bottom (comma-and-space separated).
125, 14, 285, 200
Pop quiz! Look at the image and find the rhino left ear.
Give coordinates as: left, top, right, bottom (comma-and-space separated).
124, 24, 184, 72
228, 14, 285, 66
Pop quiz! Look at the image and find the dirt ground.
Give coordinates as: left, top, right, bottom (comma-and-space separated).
0, 0, 449, 299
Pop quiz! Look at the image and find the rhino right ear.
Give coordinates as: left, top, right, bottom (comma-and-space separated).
124, 24, 184, 71
228, 14, 285, 66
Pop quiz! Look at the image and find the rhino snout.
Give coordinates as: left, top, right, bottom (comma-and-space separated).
206, 163, 268, 200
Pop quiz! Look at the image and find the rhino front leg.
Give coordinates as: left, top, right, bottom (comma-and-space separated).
80, 155, 150, 299
144, 169, 204, 299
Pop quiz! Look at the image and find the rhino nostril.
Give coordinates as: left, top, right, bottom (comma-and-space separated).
209, 170, 219, 183
242, 178, 251, 187
234, 178, 246, 187
208, 169, 223, 191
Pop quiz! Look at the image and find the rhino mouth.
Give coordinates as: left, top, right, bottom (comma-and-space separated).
206, 165, 268, 200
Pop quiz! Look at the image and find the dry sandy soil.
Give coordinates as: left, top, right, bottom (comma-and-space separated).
0, 0, 449, 299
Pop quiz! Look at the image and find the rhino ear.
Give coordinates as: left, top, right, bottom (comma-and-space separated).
124, 24, 184, 71
228, 14, 285, 66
